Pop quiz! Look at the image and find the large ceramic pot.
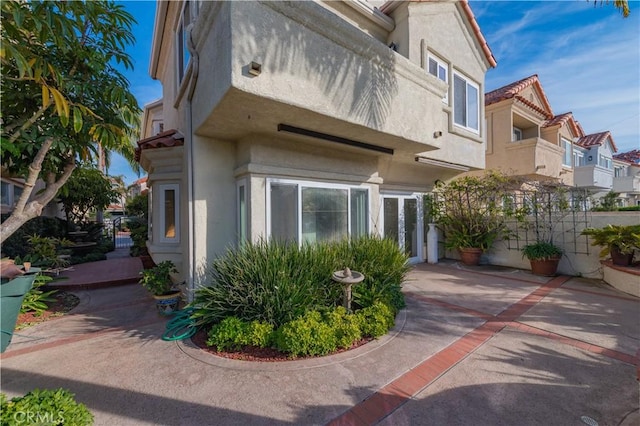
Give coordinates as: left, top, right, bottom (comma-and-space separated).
153, 291, 181, 316
1, 275, 37, 352
458, 248, 483, 266
610, 247, 633, 266
529, 256, 561, 277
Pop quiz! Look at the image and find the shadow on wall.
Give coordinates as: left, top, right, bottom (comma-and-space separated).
235, 1, 399, 130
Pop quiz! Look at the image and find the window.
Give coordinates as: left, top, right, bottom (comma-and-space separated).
176, 1, 199, 86
614, 166, 625, 177
453, 72, 479, 133
427, 53, 448, 103
574, 151, 584, 167
599, 154, 612, 169
562, 138, 572, 166
1, 180, 24, 208
268, 180, 369, 245
159, 184, 179, 243
512, 127, 523, 141
237, 181, 247, 244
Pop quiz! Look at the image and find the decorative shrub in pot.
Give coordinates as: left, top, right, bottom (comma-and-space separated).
522, 241, 563, 276
139, 260, 181, 315
581, 224, 640, 266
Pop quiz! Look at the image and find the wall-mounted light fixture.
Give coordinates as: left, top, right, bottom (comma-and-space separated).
588, 155, 593, 161
415, 156, 470, 172
433, 131, 443, 138
248, 61, 262, 76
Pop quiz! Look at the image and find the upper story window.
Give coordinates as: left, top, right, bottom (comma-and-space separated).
453, 72, 479, 134
152, 119, 164, 135
512, 127, 523, 141
599, 154, 612, 169
574, 151, 584, 167
427, 53, 448, 103
176, 1, 200, 87
562, 138, 572, 167
614, 165, 625, 177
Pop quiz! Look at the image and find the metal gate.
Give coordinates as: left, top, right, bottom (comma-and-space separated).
113, 216, 133, 249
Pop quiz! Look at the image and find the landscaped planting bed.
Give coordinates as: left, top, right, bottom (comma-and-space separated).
191, 236, 409, 359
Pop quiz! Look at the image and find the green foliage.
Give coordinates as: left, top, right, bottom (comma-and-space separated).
591, 191, 620, 212
274, 310, 338, 357
0, 216, 67, 258
58, 166, 120, 224
125, 193, 148, 219
128, 218, 148, 257
206, 317, 274, 351
191, 236, 408, 329
20, 274, 56, 315
618, 205, 640, 211
581, 224, 640, 257
139, 261, 177, 296
355, 303, 396, 338
0, 0, 141, 242
321, 306, 363, 349
1, 388, 94, 426
432, 171, 519, 251
521, 242, 563, 260
17, 235, 71, 269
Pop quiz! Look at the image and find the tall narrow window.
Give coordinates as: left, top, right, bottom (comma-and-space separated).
427, 53, 448, 103
350, 189, 368, 238
176, 1, 197, 87
453, 72, 479, 133
237, 182, 247, 244
562, 138, 572, 166
159, 184, 179, 243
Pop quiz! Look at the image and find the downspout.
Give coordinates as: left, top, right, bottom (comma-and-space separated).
185, 23, 199, 300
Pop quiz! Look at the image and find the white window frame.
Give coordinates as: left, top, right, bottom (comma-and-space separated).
158, 183, 180, 244
175, 1, 199, 88
453, 71, 480, 134
512, 127, 523, 142
265, 178, 371, 246
599, 154, 612, 169
574, 151, 584, 167
427, 53, 448, 103
562, 138, 572, 167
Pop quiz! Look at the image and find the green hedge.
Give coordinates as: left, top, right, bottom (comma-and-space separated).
1, 389, 93, 426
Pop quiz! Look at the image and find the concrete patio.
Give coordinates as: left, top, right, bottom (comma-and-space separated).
1, 260, 638, 425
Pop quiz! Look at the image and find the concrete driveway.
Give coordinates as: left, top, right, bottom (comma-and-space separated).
1, 261, 638, 425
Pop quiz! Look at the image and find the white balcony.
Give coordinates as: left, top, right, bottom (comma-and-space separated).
574, 165, 613, 190
613, 175, 640, 193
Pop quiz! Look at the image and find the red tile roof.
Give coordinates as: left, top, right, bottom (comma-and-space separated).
614, 149, 640, 164
543, 112, 584, 138
135, 129, 184, 162
575, 131, 618, 153
485, 75, 553, 119
379, 1, 496, 68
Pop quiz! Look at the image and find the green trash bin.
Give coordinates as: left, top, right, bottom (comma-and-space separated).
1, 274, 37, 353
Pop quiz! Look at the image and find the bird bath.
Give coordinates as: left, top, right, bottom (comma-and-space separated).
332, 267, 364, 313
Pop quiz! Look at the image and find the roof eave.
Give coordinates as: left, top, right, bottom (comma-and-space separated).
149, 1, 169, 80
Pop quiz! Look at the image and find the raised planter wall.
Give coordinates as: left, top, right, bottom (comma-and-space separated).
602, 261, 639, 298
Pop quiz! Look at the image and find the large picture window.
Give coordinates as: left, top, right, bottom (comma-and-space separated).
268, 180, 369, 244
453, 72, 479, 133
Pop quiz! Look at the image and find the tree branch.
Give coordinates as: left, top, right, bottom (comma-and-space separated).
12, 137, 54, 214
9, 104, 49, 143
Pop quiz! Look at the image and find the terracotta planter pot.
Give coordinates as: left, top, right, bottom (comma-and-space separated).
458, 248, 483, 266
610, 247, 633, 266
529, 256, 561, 276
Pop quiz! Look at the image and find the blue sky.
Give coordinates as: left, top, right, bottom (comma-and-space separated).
110, 1, 640, 186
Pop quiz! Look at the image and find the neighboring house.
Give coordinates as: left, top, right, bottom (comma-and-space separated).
137, 0, 496, 287
573, 131, 617, 192
0, 177, 25, 215
128, 176, 149, 198
613, 149, 640, 207
484, 74, 584, 186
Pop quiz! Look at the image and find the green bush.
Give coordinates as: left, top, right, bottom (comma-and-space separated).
20, 274, 57, 315
322, 306, 363, 349
619, 205, 640, 211
0, 216, 68, 258
191, 236, 408, 329
206, 317, 274, 351
274, 310, 337, 357
355, 302, 396, 338
1, 388, 94, 426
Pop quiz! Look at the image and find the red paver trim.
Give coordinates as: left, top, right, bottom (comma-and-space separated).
405, 291, 494, 320
0, 317, 163, 359
506, 322, 638, 366
561, 286, 639, 302
497, 275, 571, 322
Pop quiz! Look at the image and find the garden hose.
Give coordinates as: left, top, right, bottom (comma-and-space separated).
162, 307, 198, 341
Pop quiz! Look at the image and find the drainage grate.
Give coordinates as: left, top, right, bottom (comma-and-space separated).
580, 416, 598, 426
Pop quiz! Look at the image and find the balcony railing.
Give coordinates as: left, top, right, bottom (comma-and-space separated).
574, 165, 613, 190
613, 175, 640, 193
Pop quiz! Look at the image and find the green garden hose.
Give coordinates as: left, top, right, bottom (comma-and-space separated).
162, 307, 198, 341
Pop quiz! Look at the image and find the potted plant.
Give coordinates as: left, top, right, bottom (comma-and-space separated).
521, 241, 563, 276
139, 260, 181, 315
581, 224, 640, 266
432, 172, 516, 266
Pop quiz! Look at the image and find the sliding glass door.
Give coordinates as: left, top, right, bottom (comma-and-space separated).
382, 194, 422, 263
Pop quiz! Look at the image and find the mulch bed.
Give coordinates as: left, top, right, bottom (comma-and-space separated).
191, 329, 373, 362
16, 291, 80, 330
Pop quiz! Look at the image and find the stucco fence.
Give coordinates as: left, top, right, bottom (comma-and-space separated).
436, 211, 639, 280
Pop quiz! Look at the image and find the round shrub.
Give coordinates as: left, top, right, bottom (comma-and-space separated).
355, 302, 396, 338
322, 307, 363, 349
206, 317, 274, 351
274, 311, 337, 357
1, 388, 94, 426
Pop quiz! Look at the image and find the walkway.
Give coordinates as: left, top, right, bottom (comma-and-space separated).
1, 260, 638, 425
